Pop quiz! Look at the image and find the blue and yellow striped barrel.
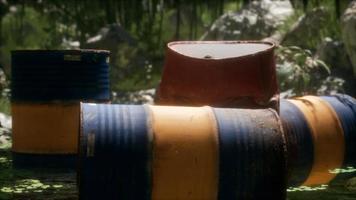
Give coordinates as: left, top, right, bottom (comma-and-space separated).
11, 50, 110, 167
78, 104, 287, 200
280, 95, 356, 186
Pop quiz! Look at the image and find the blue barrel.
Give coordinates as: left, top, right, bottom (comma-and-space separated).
79, 104, 287, 200
79, 104, 150, 200
321, 94, 356, 167
280, 99, 314, 187
11, 50, 110, 101
11, 50, 110, 168
280, 95, 356, 186
213, 108, 287, 199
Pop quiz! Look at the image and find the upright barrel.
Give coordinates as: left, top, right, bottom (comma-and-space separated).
11, 50, 110, 167
156, 41, 279, 110
280, 95, 356, 186
79, 104, 287, 200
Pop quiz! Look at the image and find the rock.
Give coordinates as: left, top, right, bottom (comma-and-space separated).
0, 112, 11, 130
315, 37, 352, 70
113, 89, 155, 104
83, 23, 136, 51
131, 88, 155, 105
341, 1, 356, 77
83, 24, 147, 92
0, 112, 11, 148
201, 0, 293, 40
316, 76, 345, 95
282, 7, 329, 49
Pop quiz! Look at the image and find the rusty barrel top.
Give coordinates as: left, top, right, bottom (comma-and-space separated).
78, 104, 287, 200
156, 41, 279, 110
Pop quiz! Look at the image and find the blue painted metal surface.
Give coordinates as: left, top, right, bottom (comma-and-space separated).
321, 94, 356, 167
11, 50, 110, 101
280, 99, 314, 187
79, 104, 287, 199
79, 104, 151, 200
213, 108, 287, 200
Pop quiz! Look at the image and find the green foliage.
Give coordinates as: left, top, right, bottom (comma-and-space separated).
0, 98, 10, 115
0, 150, 77, 200
0, 179, 64, 194
0, 7, 63, 74
277, 1, 344, 51
276, 45, 332, 97
0, 0, 245, 99
0, 0, 351, 99
329, 167, 356, 174
288, 185, 328, 192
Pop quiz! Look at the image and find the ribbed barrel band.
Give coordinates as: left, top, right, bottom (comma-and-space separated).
289, 96, 345, 186
11, 50, 110, 101
79, 104, 287, 200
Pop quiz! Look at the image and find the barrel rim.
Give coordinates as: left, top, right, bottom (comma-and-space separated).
166, 40, 275, 61
11, 49, 110, 55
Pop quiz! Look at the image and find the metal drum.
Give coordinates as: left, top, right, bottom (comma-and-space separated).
156, 41, 279, 111
78, 104, 287, 200
11, 50, 110, 167
321, 94, 356, 168
280, 99, 314, 187
280, 96, 351, 186
321, 94, 356, 184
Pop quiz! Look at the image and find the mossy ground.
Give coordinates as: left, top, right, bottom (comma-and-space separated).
1, 134, 355, 200
0, 144, 77, 200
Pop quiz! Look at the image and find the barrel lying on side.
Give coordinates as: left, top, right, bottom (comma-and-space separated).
280, 95, 356, 186
11, 50, 110, 167
79, 104, 287, 200
156, 41, 279, 111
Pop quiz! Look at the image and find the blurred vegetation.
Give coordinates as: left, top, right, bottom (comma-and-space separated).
0, 0, 353, 105
0, 1, 355, 199
276, 45, 333, 97
0, 150, 77, 200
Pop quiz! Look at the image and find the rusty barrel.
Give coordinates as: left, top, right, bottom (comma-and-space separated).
280, 95, 356, 186
11, 50, 110, 167
78, 104, 287, 200
156, 41, 279, 110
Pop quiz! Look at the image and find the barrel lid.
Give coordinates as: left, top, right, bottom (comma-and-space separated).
168, 41, 275, 60
12, 49, 110, 55
11, 49, 110, 64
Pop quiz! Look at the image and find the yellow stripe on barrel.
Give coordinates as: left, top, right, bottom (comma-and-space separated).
12, 103, 79, 154
148, 105, 219, 200
289, 96, 345, 186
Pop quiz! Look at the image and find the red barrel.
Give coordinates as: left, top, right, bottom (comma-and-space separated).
156, 41, 279, 110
